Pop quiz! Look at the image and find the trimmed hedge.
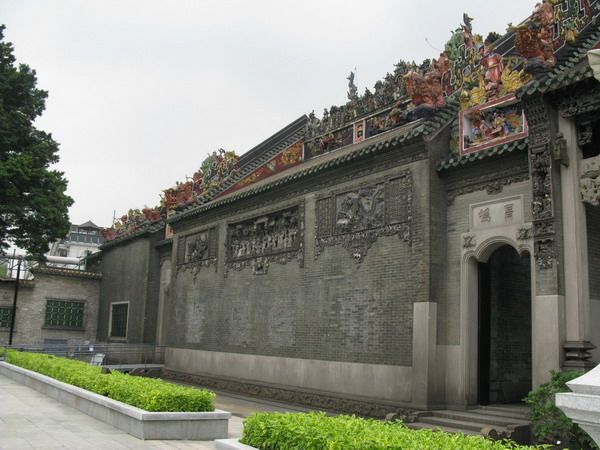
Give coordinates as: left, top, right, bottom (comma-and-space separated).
6, 351, 215, 412
241, 412, 546, 450
524, 370, 597, 449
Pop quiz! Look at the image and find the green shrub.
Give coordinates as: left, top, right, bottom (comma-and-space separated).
241, 412, 545, 450
7, 351, 215, 412
524, 370, 597, 449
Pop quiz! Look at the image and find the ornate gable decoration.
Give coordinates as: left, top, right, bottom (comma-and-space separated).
225, 205, 304, 275
315, 171, 413, 264
176, 227, 218, 277
220, 142, 304, 196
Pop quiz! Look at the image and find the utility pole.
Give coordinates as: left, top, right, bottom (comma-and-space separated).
8, 256, 22, 346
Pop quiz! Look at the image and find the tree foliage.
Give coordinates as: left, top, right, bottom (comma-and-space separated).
0, 25, 73, 256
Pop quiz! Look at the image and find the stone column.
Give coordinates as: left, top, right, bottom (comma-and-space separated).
522, 94, 566, 383
412, 302, 439, 408
558, 116, 596, 369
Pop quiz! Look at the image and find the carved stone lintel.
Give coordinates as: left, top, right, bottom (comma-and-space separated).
557, 82, 600, 118
563, 341, 597, 370
447, 169, 529, 205
517, 226, 533, 241
535, 238, 555, 270
463, 235, 477, 248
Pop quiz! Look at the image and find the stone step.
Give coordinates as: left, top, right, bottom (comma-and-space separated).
418, 416, 488, 432
429, 410, 529, 427
407, 422, 480, 436
476, 405, 530, 419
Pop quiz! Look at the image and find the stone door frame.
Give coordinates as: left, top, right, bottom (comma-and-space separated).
459, 218, 537, 406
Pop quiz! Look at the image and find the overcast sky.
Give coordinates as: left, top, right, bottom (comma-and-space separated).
1, 0, 535, 228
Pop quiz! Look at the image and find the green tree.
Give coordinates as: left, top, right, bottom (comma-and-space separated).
0, 25, 73, 256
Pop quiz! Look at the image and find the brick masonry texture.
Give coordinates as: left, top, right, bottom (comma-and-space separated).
166, 155, 428, 367
0, 272, 99, 346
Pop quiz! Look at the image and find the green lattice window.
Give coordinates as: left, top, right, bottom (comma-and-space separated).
0, 307, 11, 328
44, 300, 84, 329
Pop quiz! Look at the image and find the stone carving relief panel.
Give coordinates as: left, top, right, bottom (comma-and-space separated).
225, 204, 304, 275
176, 227, 218, 277
315, 171, 412, 264
581, 154, 600, 206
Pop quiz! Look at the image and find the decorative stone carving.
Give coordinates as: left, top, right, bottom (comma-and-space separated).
463, 235, 477, 248
517, 226, 533, 241
577, 124, 593, 148
225, 205, 304, 275
535, 238, 555, 270
558, 82, 600, 118
315, 172, 412, 264
581, 155, 600, 206
514, 0, 556, 73
553, 132, 569, 167
163, 369, 419, 420
177, 228, 218, 277
446, 167, 529, 204
533, 219, 555, 237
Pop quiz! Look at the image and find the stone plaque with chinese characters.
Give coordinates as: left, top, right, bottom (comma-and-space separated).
470, 197, 524, 231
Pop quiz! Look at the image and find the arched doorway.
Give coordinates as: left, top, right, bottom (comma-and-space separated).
477, 245, 532, 404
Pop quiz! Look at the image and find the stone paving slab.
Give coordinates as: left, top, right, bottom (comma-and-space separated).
0, 373, 311, 449
0, 373, 225, 449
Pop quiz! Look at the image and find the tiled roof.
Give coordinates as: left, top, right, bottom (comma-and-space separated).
99, 220, 165, 250
168, 115, 437, 224
437, 138, 529, 172
32, 266, 102, 280
517, 22, 600, 98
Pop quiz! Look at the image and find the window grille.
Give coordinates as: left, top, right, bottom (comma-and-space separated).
110, 303, 128, 338
0, 307, 12, 328
44, 300, 84, 329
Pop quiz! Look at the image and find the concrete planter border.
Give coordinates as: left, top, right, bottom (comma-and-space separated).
215, 438, 257, 449
0, 361, 230, 440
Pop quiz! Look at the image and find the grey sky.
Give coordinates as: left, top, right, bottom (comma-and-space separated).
1, 0, 535, 228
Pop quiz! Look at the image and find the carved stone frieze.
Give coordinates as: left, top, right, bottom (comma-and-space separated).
557, 82, 600, 118
463, 235, 477, 248
225, 204, 304, 275
163, 369, 419, 419
176, 227, 218, 277
446, 167, 529, 204
315, 172, 412, 264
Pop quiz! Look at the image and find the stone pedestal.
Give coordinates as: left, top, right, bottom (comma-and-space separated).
556, 364, 600, 445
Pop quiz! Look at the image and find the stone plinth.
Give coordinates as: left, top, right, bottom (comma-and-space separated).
556, 364, 600, 445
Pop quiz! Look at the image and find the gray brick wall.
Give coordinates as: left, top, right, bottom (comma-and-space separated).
167, 155, 428, 367
0, 272, 99, 347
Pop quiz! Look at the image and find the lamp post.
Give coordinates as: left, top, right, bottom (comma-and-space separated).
8, 256, 22, 346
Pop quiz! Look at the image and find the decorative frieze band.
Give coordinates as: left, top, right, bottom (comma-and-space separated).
225, 204, 304, 275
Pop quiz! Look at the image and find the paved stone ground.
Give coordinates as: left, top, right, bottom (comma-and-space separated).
0, 373, 309, 449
